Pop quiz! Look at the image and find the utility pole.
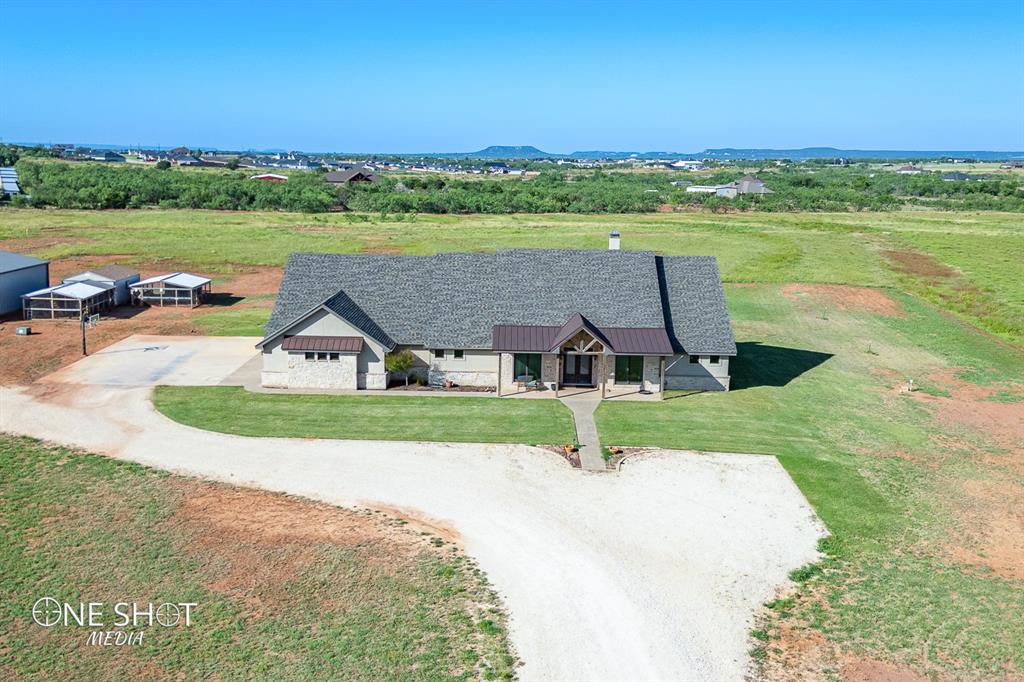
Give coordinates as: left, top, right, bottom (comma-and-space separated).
80, 311, 88, 356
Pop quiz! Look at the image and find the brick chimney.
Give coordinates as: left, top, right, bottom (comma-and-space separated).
608, 230, 621, 250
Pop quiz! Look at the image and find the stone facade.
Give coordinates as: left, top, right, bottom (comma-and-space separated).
286, 353, 357, 389
361, 371, 388, 389
428, 368, 497, 388
541, 354, 558, 387
642, 356, 662, 392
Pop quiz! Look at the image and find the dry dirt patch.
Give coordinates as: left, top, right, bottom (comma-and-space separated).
172, 483, 447, 616
781, 283, 904, 317
883, 249, 959, 278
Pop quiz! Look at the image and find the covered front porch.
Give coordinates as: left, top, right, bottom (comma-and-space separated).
494, 314, 670, 400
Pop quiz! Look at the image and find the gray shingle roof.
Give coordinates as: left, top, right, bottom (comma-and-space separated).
264, 249, 735, 355
656, 256, 737, 355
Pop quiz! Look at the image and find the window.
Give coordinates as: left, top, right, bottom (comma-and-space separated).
513, 353, 541, 380
329, 353, 340, 362
689, 355, 699, 364
317, 352, 328, 361
453, 349, 464, 359
614, 355, 644, 384
433, 349, 445, 359
305, 352, 315, 360
709, 355, 719, 365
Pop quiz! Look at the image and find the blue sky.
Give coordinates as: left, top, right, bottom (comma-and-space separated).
3, 0, 1022, 152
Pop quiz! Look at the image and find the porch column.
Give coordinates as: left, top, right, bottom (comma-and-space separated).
600, 355, 606, 399
554, 354, 560, 398
496, 353, 502, 397
659, 357, 666, 400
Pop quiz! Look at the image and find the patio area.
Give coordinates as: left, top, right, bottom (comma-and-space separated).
502, 384, 663, 401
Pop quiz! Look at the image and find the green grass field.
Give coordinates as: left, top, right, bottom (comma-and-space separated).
2, 208, 1020, 343
154, 386, 575, 445
599, 284, 1024, 676
4, 206, 1023, 676
0, 435, 515, 680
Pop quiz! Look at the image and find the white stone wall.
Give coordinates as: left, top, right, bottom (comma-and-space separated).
665, 354, 731, 391
428, 368, 497, 388
643, 356, 663, 392
361, 372, 388, 389
286, 353, 358, 389
541, 354, 557, 388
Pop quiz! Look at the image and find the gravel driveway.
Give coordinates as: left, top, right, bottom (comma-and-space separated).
1, 337, 826, 681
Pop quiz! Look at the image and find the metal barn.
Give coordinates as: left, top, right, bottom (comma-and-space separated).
130, 272, 212, 307
21, 281, 115, 320
0, 250, 50, 316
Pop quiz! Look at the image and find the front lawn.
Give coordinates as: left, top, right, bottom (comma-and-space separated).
598, 284, 1024, 677
0, 435, 516, 680
154, 386, 575, 445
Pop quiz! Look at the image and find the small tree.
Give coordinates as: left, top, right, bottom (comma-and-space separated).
225, 158, 240, 170
155, 160, 171, 170
385, 350, 416, 387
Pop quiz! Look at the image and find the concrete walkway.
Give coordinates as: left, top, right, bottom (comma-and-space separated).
560, 395, 605, 471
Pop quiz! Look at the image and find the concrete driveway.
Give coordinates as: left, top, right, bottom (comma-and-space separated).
37, 334, 259, 387
1, 336, 826, 681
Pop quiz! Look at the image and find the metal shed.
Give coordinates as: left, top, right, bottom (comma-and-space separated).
63, 265, 140, 305
130, 272, 212, 307
21, 281, 115, 320
0, 250, 50, 316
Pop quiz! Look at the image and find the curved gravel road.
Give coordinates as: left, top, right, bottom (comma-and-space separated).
0, 336, 826, 681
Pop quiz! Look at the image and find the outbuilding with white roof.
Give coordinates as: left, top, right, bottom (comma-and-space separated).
130, 272, 212, 307
21, 281, 115, 320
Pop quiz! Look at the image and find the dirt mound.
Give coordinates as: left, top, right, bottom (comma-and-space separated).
781, 284, 904, 317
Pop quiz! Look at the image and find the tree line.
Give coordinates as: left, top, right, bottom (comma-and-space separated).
13, 160, 338, 212
7, 157, 1023, 213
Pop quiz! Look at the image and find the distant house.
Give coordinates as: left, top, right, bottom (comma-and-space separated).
169, 146, 191, 155
684, 176, 770, 198
250, 173, 289, 182
87, 150, 126, 162
942, 172, 980, 182
324, 168, 378, 185
735, 175, 773, 195
63, 265, 140, 306
896, 165, 926, 174
1000, 160, 1024, 169
686, 185, 737, 198
0, 251, 49, 316
670, 160, 707, 171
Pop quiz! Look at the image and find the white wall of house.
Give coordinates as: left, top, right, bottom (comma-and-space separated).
261, 308, 388, 389
665, 353, 731, 391
409, 348, 499, 388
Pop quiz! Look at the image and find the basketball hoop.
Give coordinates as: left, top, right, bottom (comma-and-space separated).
87, 314, 100, 328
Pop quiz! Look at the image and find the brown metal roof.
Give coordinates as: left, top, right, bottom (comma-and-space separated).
600, 327, 674, 354
492, 323, 673, 355
281, 335, 364, 353
492, 325, 559, 352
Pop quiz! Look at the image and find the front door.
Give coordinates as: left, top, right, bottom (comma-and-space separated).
562, 354, 593, 386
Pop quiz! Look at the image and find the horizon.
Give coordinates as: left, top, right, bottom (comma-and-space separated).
3, 0, 1024, 151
